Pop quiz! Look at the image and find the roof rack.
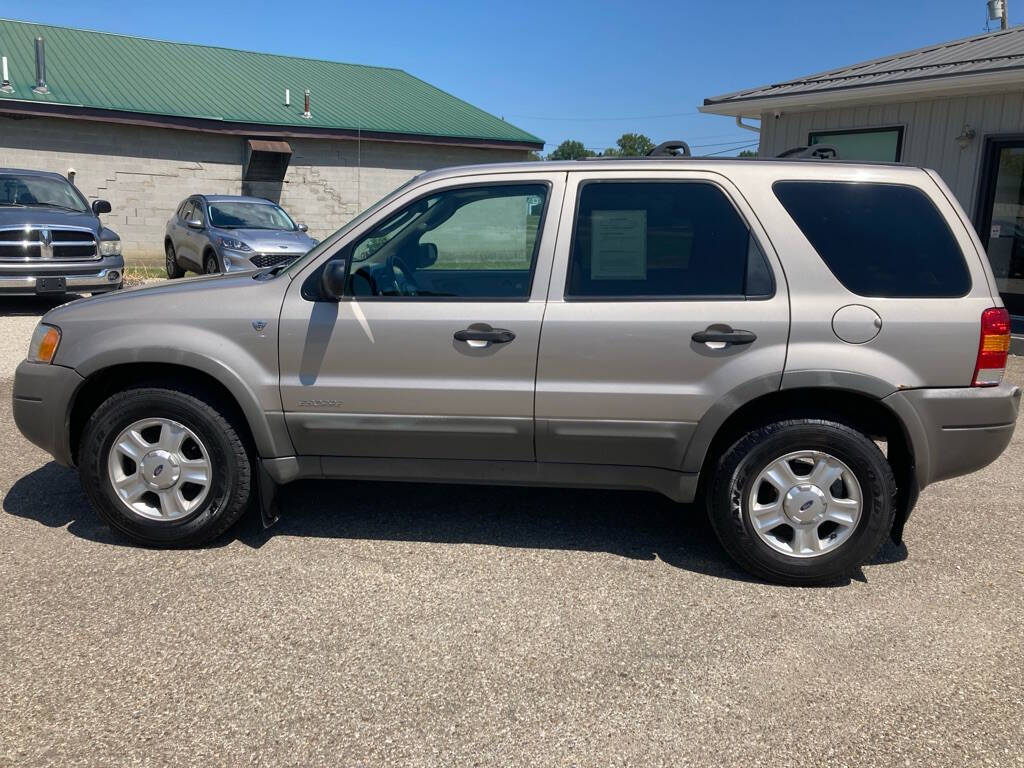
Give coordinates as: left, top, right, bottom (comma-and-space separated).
647, 140, 691, 157
776, 144, 840, 159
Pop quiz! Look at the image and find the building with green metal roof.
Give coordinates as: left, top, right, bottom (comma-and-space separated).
0, 18, 542, 263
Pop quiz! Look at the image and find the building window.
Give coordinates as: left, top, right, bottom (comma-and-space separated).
808, 127, 904, 162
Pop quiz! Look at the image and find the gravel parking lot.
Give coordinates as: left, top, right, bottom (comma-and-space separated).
2, 296, 1023, 767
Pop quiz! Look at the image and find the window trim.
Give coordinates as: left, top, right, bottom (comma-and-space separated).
302, 180, 553, 303
563, 178, 777, 303
772, 178, 972, 299
807, 125, 905, 162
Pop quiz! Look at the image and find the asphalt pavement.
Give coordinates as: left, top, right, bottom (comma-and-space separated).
2, 296, 1022, 767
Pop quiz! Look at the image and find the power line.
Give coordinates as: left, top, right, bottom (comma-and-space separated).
506, 110, 701, 122
703, 141, 760, 156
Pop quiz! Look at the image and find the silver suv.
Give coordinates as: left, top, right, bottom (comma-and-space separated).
13, 159, 1020, 584
164, 195, 316, 276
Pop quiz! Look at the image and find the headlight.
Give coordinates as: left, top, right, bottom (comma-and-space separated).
27, 323, 61, 364
218, 237, 253, 252
98, 239, 122, 256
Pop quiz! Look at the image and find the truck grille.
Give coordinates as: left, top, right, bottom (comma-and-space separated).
251, 252, 299, 268
0, 226, 99, 261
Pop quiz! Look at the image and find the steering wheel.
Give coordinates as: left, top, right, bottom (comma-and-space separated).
387, 255, 419, 296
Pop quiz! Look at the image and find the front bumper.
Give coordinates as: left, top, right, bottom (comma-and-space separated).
12, 361, 84, 467
884, 382, 1021, 488
0, 257, 124, 295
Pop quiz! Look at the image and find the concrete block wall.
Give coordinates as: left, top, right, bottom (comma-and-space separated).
0, 115, 530, 265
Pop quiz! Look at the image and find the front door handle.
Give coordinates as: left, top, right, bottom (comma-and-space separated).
692, 327, 757, 346
454, 327, 516, 347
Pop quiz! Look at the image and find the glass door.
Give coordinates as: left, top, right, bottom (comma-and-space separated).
978, 138, 1024, 327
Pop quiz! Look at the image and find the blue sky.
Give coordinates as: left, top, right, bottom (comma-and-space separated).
4, 0, 1009, 154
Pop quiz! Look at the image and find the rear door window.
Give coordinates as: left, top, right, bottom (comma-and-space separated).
566, 181, 773, 299
773, 181, 971, 297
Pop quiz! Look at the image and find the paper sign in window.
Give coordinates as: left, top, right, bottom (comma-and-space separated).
591, 210, 647, 280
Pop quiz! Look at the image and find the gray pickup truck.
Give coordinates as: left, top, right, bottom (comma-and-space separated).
12, 158, 1020, 584
0, 168, 123, 296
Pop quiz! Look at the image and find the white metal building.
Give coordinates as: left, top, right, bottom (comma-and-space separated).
701, 27, 1024, 328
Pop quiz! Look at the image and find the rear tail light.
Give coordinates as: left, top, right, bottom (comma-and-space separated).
973, 307, 1011, 387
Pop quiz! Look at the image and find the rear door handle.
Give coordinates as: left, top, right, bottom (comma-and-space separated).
454, 327, 516, 346
691, 327, 757, 346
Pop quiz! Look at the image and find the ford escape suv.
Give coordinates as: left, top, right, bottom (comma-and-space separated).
164, 195, 316, 277
0, 168, 123, 295
13, 159, 1020, 585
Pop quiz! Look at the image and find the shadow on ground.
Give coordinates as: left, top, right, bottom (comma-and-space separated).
0, 295, 85, 317
5, 462, 908, 584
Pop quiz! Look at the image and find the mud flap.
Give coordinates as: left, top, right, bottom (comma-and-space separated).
256, 459, 281, 529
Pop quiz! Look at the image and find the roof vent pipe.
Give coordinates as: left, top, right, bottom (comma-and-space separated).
1, 56, 12, 93
302, 89, 311, 119
33, 36, 48, 94
285, 88, 290, 107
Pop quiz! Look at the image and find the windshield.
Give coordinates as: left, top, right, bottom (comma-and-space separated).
209, 202, 296, 230
0, 174, 89, 212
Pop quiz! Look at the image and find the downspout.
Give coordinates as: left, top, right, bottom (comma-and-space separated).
735, 115, 760, 133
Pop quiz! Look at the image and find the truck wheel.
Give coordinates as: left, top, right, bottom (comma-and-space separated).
165, 242, 185, 279
79, 386, 253, 547
707, 419, 896, 585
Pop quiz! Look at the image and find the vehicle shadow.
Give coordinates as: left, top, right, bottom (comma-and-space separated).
0, 295, 85, 317
4, 462, 908, 585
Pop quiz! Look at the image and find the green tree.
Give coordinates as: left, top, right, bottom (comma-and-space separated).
738, 149, 758, 158
603, 133, 656, 157
547, 140, 595, 160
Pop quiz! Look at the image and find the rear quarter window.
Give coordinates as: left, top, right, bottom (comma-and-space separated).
773, 180, 971, 298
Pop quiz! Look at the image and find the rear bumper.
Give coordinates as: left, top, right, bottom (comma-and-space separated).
12, 361, 84, 466
884, 382, 1021, 488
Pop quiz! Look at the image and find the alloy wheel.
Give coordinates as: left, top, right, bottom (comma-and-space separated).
746, 450, 862, 558
107, 417, 212, 521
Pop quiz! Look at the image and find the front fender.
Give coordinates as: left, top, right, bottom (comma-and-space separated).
70, 336, 293, 460
45, 275, 293, 459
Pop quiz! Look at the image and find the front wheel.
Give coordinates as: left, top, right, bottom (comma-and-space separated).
204, 253, 221, 274
708, 419, 896, 585
79, 386, 253, 547
165, 242, 185, 279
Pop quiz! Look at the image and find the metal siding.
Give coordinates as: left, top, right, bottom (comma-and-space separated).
0, 19, 542, 145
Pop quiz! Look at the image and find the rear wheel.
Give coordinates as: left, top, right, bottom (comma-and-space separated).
708, 419, 896, 585
165, 242, 185, 279
204, 252, 220, 274
79, 386, 252, 547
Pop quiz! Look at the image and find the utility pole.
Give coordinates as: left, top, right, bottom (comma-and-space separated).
1002, 0, 1009, 29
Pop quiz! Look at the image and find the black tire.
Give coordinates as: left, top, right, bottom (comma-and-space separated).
708, 419, 896, 586
79, 386, 253, 547
204, 252, 220, 274
165, 242, 185, 279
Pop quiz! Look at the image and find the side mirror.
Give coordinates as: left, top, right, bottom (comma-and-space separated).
92, 199, 112, 215
297, 223, 309, 232
187, 219, 204, 230
320, 259, 348, 301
